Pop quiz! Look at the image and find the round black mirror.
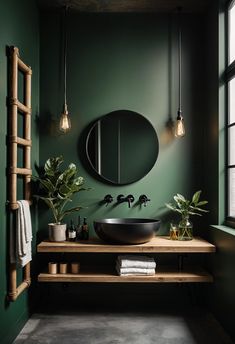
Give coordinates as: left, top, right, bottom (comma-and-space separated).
86, 110, 159, 185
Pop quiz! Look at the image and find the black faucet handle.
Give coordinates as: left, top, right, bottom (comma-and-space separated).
104, 194, 113, 206
117, 194, 134, 208
139, 194, 151, 207
127, 194, 135, 208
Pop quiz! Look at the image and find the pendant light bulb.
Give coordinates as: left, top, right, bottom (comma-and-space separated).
59, 103, 71, 133
175, 110, 185, 138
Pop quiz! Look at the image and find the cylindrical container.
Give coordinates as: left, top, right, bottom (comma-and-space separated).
59, 263, 68, 274
48, 223, 67, 242
71, 262, 80, 274
178, 216, 193, 241
48, 262, 57, 274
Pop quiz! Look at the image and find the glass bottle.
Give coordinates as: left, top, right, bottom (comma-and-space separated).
178, 216, 193, 241
68, 220, 76, 242
169, 222, 179, 240
76, 215, 83, 240
82, 217, 89, 240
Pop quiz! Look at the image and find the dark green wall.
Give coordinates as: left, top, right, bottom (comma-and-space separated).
1, 2, 235, 343
39, 12, 206, 237
0, 1, 39, 343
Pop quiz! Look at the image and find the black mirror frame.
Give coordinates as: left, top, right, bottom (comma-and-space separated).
85, 110, 159, 185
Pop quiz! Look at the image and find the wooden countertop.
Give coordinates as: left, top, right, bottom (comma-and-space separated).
37, 236, 216, 253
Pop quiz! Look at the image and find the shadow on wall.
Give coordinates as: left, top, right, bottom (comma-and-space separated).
37, 111, 63, 138
160, 117, 175, 146
159, 13, 177, 147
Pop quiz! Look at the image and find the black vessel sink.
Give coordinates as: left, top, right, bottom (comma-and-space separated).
94, 218, 161, 244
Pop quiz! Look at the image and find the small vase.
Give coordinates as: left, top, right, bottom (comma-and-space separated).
178, 216, 193, 241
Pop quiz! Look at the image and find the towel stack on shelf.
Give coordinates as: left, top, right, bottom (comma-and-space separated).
116, 255, 156, 276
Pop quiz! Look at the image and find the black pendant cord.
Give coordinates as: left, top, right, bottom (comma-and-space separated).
178, 21, 181, 112
64, 5, 68, 109
178, 7, 182, 117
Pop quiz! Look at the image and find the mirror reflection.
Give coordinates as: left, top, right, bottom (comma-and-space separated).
86, 110, 159, 185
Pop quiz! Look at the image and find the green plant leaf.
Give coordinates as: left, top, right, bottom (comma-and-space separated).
192, 190, 201, 204
190, 206, 209, 213
176, 194, 186, 201
74, 176, 84, 186
57, 192, 71, 200
196, 200, 208, 206
173, 195, 182, 204
37, 178, 55, 193
45, 156, 63, 176
59, 184, 72, 195
165, 203, 182, 213
59, 206, 83, 222
58, 163, 77, 185
165, 203, 176, 210
188, 211, 202, 216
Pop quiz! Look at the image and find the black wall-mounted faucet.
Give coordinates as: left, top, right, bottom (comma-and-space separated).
117, 194, 135, 208
103, 194, 113, 206
117, 194, 125, 203
139, 194, 150, 207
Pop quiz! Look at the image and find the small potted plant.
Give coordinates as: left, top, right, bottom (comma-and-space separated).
34, 156, 89, 242
165, 190, 208, 240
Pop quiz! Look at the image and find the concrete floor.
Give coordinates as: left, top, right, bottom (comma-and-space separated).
13, 309, 233, 344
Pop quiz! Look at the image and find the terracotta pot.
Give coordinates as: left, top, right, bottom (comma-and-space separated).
48, 223, 67, 242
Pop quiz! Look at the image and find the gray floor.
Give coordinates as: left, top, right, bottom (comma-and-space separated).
13, 310, 234, 344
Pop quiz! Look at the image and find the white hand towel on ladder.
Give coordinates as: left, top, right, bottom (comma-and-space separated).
16, 200, 33, 267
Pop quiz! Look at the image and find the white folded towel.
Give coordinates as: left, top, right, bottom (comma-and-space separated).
116, 263, 155, 276
117, 255, 156, 269
14, 200, 33, 267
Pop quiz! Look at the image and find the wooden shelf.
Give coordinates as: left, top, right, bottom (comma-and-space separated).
37, 236, 216, 254
38, 266, 213, 283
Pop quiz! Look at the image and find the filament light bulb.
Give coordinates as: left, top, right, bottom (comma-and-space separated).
59, 104, 71, 133
175, 111, 185, 138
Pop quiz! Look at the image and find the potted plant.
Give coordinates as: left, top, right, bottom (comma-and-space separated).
165, 190, 208, 240
34, 156, 89, 242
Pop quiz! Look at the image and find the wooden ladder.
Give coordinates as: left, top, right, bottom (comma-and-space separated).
8, 46, 32, 301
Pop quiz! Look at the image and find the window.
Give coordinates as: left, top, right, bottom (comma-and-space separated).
226, 1, 235, 224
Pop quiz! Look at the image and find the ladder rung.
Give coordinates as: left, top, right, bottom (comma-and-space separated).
9, 202, 19, 210
9, 98, 31, 114
17, 101, 31, 114
18, 58, 32, 74
8, 200, 33, 210
9, 136, 32, 146
10, 167, 32, 176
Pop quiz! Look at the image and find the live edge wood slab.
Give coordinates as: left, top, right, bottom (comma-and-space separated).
37, 236, 216, 254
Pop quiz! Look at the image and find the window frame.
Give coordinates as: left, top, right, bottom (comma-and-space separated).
226, 0, 235, 226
